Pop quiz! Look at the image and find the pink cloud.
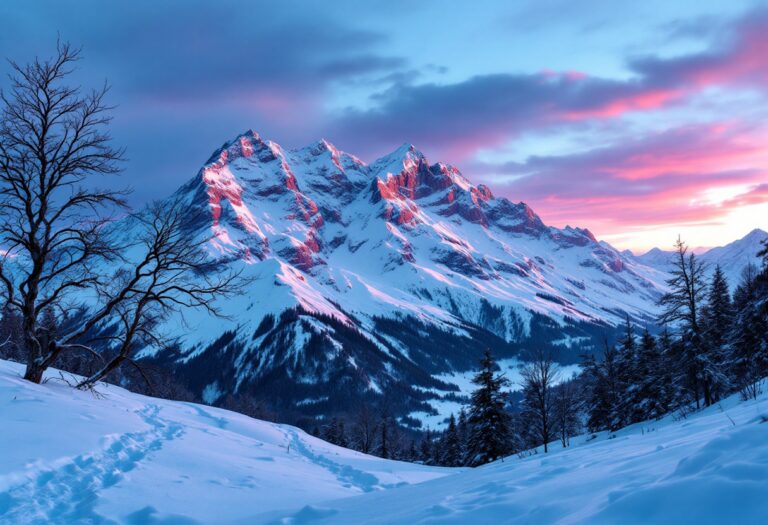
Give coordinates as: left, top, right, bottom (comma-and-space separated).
479, 122, 768, 233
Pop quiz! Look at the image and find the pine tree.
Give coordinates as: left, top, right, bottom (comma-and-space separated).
656, 326, 678, 411
701, 265, 733, 401
731, 264, 768, 399
616, 317, 640, 425
466, 350, 512, 466
322, 417, 348, 447
457, 408, 469, 453
440, 414, 463, 466
419, 428, 434, 465
635, 328, 666, 419
405, 439, 419, 462
658, 237, 711, 407
583, 352, 608, 432
377, 415, 390, 459
337, 419, 349, 448
583, 341, 624, 432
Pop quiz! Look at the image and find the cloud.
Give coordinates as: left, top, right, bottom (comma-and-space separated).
0, 0, 410, 202
1, 0, 765, 249
475, 122, 768, 228
329, 7, 768, 160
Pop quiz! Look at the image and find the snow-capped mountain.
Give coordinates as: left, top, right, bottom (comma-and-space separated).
118, 130, 761, 424
130, 130, 674, 422
636, 228, 767, 288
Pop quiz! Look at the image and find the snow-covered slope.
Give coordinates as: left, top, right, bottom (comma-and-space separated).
247, 387, 768, 525
699, 228, 767, 285
0, 359, 450, 524
174, 130, 665, 334
636, 228, 767, 288
3, 359, 767, 524
131, 130, 672, 421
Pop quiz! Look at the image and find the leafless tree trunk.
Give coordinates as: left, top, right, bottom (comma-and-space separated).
553, 380, 579, 448
75, 200, 242, 389
0, 43, 242, 386
520, 348, 560, 453
352, 403, 377, 454
0, 42, 126, 383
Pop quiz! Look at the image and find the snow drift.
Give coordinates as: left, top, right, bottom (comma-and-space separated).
0, 360, 449, 524
1, 359, 767, 524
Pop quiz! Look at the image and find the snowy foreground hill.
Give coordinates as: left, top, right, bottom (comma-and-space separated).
2, 359, 767, 525
0, 360, 450, 524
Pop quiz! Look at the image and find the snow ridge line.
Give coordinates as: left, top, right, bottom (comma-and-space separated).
0, 404, 184, 524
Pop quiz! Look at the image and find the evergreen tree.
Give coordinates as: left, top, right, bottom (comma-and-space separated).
616, 317, 640, 425
321, 417, 348, 447
419, 428, 434, 465
656, 326, 678, 411
440, 414, 464, 466
658, 237, 711, 407
377, 415, 391, 459
701, 265, 733, 400
457, 408, 469, 455
635, 328, 666, 420
466, 350, 512, 466
405, 440, 419, 462
731, 264, 768, 398
583, 341, 623, 432
583, 352, 608, 432
336, 419, 349, 448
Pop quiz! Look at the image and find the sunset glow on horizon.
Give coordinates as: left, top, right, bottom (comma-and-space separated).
2, 0, 767, 252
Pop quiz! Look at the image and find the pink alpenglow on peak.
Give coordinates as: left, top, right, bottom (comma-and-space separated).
169, 130, 669, 336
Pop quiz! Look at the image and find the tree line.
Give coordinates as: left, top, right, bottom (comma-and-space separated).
312, 237, 768, 468
303, 348, 581, 467
583, 238, 768, 433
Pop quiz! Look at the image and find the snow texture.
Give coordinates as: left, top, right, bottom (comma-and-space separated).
2, 358, 767, 524
0, 360, 450, 524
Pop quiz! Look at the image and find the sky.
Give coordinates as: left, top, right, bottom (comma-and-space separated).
1, 0, 767, 253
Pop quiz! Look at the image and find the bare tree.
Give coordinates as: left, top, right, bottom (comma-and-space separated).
520, 348, 559, 453
0, 43, 242, 385
552, 379, 580, 448
0, 42, 126, 383
74, 200, 242, 389
351, 402, 377, 454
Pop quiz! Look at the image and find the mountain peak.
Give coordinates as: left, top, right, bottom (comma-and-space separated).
380, 143, 425, 162
241, 128, 261, 140
744, 227, 768, 239
315, 138, 338, 153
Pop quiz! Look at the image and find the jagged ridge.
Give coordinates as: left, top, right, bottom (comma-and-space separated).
139, 130, 672, 423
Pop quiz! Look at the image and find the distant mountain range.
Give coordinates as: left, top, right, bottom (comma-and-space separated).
635, 228, 767, 288
118, 130, 765, 425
